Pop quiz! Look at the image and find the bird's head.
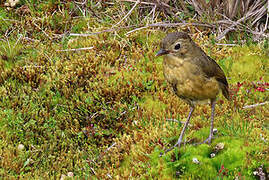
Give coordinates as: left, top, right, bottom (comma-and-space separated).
156, 32, 193, 58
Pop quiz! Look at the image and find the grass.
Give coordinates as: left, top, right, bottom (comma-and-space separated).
0, 1, 268, 179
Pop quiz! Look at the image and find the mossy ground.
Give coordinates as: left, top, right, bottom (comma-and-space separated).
0, 1, 268, 179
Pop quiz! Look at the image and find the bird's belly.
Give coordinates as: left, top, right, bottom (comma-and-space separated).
163, 60, 220, 102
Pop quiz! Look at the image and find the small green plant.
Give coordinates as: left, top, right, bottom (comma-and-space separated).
219, 57, 233, 76
0, 37, 24, 61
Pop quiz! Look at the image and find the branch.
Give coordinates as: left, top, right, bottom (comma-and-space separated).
56, 47, 94, 52
243, 101, 269, 109
112, 0, 140, 28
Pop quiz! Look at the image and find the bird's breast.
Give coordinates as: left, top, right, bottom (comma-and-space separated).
163, 55, 220, 102
163, 55, 199, 83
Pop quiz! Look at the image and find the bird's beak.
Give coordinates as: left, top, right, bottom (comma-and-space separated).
155, 49, 169, 57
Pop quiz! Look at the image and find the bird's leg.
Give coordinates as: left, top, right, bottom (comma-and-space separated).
199, 98, 216, 144
161, 106, 194, 156
208, 99, 216, 143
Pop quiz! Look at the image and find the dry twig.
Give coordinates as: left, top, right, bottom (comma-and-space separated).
56, 47, 94, 52
243, 101, 269, 109
113, 0, 140, 28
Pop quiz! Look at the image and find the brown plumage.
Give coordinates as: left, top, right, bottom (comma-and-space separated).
156, 32, 229, 155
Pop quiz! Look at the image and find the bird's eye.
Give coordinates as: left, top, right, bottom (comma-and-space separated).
174, 43, 181, 50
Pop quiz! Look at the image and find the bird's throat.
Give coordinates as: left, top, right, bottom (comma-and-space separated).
164, 54, 185, 68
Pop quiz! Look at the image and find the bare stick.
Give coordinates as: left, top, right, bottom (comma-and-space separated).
32, 22, 52, 40
23, 37, 40, 42
23, 65, 42, 68
69, 22, 213, 37
243, 101, 269, 109
215, 43, 238, 46
143, 4, 157, 22
126, 26, 147, 35
14, 34, 22, 46
92, 142, 118, 165
68, 21, 268, 40
90, 167, 96, 175
120, 0, 155, 5
69, 25, 136, 37
69, 33, 96, 37
166, 118, 179, 123
56, 47, 94, 52
125, 22, 214, 35
215, 3, 265, 41
148, 22, 214, 28
107, 174, 113, 179
264, 0, 269, 32
104, 142, 117, 154
113, 0, 140, 28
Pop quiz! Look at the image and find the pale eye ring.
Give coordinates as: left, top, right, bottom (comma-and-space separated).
174, 43, 181, 50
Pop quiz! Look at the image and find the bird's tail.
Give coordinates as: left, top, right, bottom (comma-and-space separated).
221, 84, 230, 100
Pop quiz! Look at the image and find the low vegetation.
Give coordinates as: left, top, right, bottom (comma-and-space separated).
0, 0, 268, 179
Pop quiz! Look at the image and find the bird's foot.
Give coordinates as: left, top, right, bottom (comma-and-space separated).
194, 135, 214, 146
160, 140, 182, 157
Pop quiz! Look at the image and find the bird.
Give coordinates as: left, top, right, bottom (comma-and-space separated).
156, 32, 229, 154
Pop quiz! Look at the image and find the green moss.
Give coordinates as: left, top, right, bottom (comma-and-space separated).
229, 45, 269, 82
232, 55, 264, 80
147, 137, 265, 179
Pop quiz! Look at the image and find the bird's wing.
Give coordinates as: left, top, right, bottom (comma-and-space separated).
192, 52, 229, 100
